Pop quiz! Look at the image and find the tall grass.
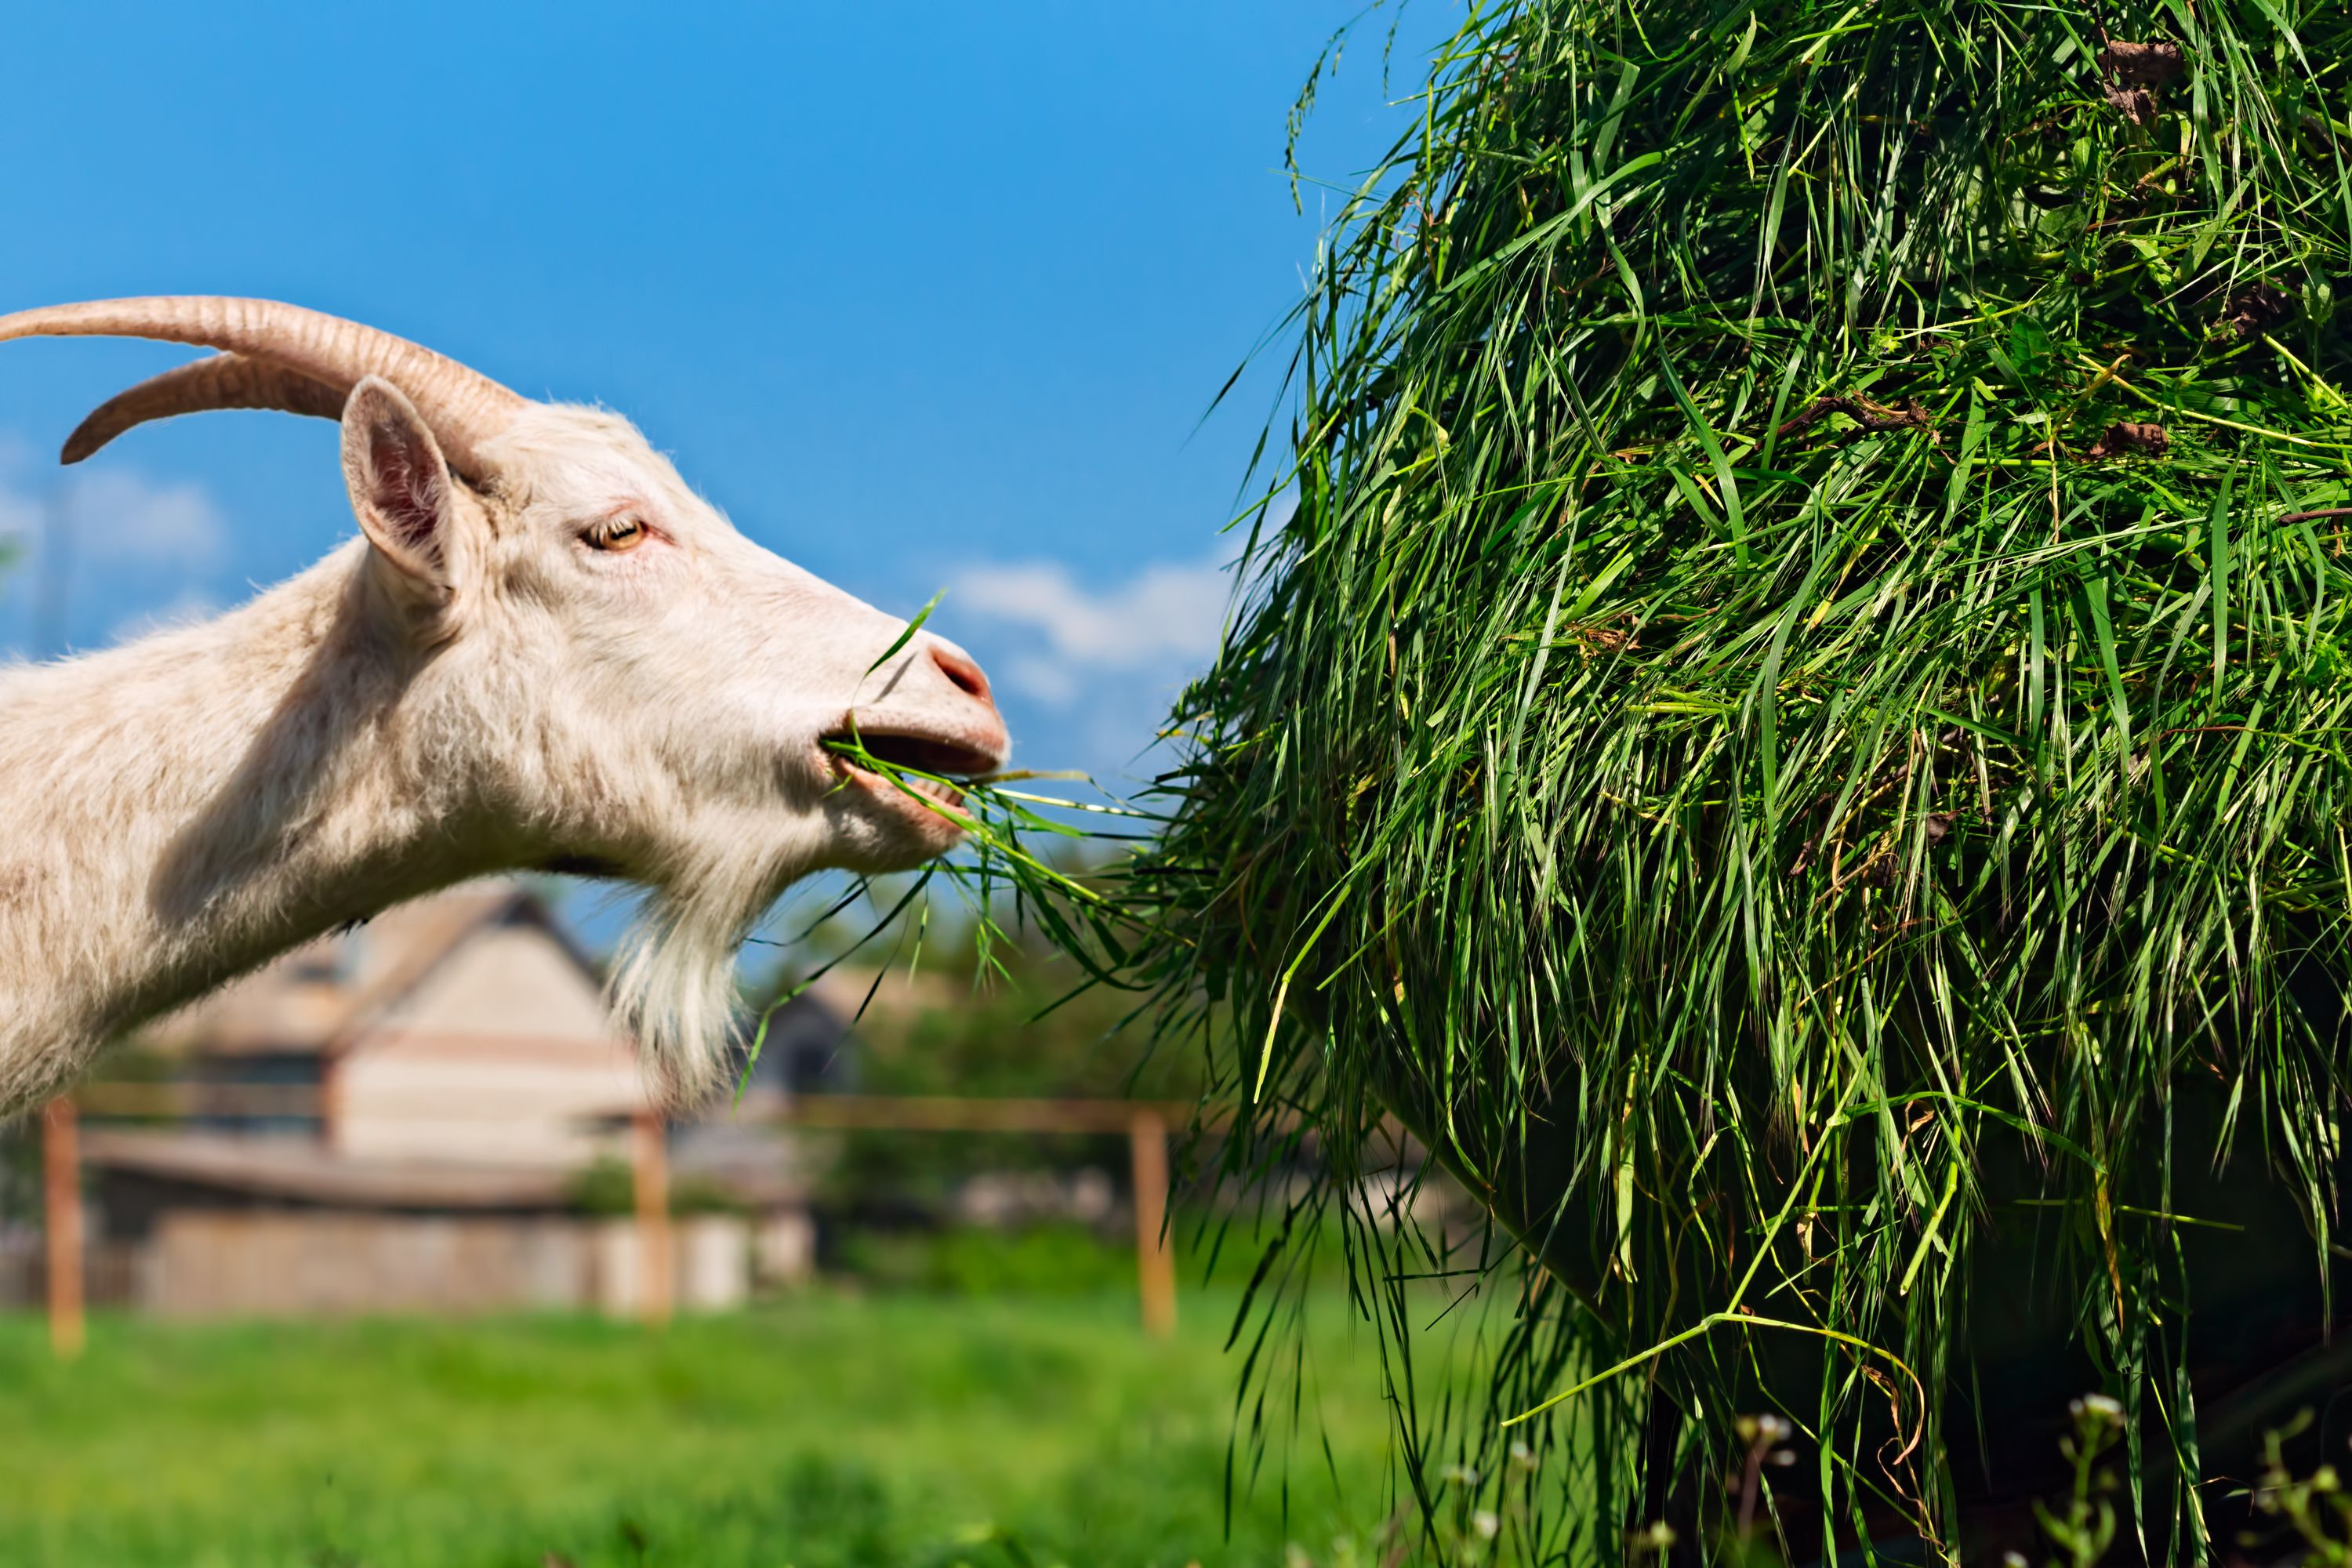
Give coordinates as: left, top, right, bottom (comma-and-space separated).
1012, 0, 2352, 1559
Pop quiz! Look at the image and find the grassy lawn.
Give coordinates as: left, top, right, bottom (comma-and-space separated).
0, 1288, 1413, 1568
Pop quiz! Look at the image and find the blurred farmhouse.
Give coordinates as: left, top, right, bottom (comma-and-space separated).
9, 882, 834, 1317
0, 880, 1254, 1330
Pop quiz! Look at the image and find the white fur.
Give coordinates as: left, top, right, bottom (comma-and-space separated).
0, 387, 1007, 1109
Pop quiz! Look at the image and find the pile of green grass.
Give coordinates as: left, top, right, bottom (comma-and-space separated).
0, 1291, 1420, 1568
1045, 0, 2352, 1559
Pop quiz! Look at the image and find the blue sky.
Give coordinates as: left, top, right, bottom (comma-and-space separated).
0, 2, 1427, 800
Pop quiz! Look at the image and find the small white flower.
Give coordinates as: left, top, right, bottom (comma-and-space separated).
1472, 1511, 1501, 1541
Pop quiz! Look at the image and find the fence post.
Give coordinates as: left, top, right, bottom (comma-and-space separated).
631, 1109, 672, 1327
1129, 1109, 1175, 1338
42, 1098, 83, 1360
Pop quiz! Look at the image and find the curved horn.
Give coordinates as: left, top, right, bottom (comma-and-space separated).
0, 297, 526, 479
62, 354, 348, 464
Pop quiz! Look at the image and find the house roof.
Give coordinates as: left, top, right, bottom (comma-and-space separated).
139, 880, 590, 1058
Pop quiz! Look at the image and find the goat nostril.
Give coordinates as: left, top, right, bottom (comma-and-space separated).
931, 647, 993, 706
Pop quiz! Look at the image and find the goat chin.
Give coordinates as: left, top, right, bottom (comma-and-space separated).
608, 913, 746, 1109
606, 840, 816, 1107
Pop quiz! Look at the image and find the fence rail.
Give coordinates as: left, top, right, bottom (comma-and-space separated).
774, 1094, 1193, 1135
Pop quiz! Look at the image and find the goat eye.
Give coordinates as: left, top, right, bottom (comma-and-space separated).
585, 515, 647, 553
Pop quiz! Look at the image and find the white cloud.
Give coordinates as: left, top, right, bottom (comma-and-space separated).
66, 470, 225, 568
0, 447, 226, 572
1004, 652, 1081, 707
953, 554, 1231, 699
0, 437, 229, 654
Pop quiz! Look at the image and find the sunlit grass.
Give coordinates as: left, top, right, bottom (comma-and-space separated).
0, 1290, 1425, 1568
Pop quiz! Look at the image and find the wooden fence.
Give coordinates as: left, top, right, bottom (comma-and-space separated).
782, 1095, 1188, 1338
41, 1087, 1196, 1356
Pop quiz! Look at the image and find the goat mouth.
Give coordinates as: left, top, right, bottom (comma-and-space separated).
822, 728, 1002, 816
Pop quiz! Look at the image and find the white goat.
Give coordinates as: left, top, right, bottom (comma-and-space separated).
0, 297, 1008, 1109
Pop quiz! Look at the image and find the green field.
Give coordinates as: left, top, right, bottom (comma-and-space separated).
0, 1289, 1416, 1568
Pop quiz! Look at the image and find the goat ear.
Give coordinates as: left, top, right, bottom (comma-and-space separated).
341, 376, 458, 596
